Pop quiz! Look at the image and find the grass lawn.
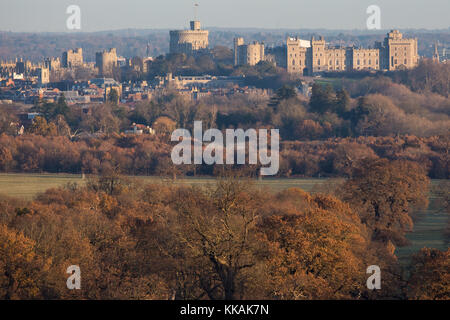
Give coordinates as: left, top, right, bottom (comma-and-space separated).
0, 173, 343, 200
0, 173, 85, 200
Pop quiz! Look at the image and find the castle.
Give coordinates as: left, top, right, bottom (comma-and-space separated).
96, 48, 118, 77
234, 38, 265, 66
62, 48, 83, 68
169, 20, 209, 55
286, 30, 419, 76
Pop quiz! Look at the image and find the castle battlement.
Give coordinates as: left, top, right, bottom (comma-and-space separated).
287, 30, 419, 75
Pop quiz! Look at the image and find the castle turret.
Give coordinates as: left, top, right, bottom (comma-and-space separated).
190, 21, 201, 31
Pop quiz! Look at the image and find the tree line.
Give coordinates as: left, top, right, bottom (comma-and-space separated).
0, 133, 447, 179
0, 159, 448, 300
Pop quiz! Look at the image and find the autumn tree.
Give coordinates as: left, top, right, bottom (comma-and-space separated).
309, 83, 335, 114
164, 96, 197, 129
335, 89, 351, 116
155, 179, 265, 300
340, 158, 430, 247
331, 142, 378, 176
28, 116, 58, 136
0, 105, 18, 135
398, 59, 450, 97
32, 95, 70, 122
269, 85, 297, 108
80, 104, 121, 134
407, 248, 450, 300
107, 89, 119, 105
0, 224, 50, 299
257, 189, 375, 299
433, 180, 450, 244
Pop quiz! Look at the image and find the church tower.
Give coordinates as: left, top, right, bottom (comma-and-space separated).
433, 43, 440, 63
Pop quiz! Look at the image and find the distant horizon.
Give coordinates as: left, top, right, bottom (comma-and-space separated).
1, 26, 449, 35
1, 0, 449, 33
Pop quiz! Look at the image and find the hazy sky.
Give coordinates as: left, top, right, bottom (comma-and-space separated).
0, 0, 449, 32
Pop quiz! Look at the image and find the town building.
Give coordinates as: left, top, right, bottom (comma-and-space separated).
37, 67, 50, 84
44, 57, 61, 71
154, 73, 245, 89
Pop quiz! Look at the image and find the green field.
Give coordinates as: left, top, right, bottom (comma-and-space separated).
0, 173, 447, 261
0, 173, 86, 200
0, 173, 344, 200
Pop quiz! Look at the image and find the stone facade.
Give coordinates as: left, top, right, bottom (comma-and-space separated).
154, 73, 245, 89
348, 48, 380, 71
265, 46, 287, 68
37, 67, 50, 84
310, 36, 327, 73
170, 20, 209, 55
286, 37, 310, 75
381, 30, 418, 71
44, 57, 61, 71
324, 47, 348, 72
96, 48, 118, 77
234, 38, 265, 66
62, 48, 83, 68
15, 60, 31, 74
287, 30, 418, 76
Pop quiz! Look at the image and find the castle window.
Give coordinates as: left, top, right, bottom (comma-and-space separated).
404, 59, 407, 64
318, 59, 321, 65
